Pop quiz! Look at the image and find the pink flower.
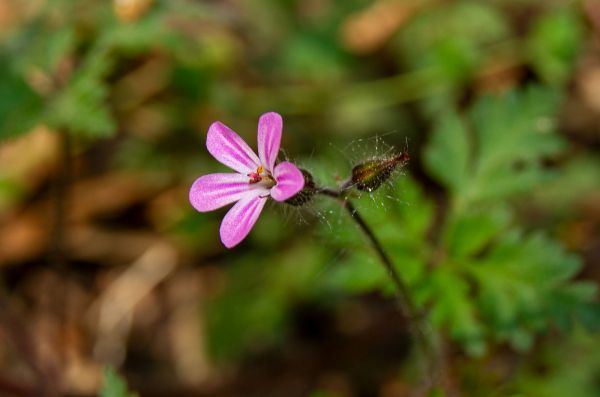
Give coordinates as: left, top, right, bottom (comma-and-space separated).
189, 112, 305, 248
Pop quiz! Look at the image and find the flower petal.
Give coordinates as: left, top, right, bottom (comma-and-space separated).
207, 121, 260, 174
220, 190, 268, 248
257, 112, 282, 172
189, 173, 251, 212
270, 161, 304, 202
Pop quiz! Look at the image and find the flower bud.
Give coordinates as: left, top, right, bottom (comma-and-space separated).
351, 151, 409, 192
285, 169, 316, 206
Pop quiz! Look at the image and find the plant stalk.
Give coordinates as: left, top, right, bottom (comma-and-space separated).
316, 187, 433, 388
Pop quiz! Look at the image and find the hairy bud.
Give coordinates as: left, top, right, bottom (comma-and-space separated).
285, 169, 316, 206
351, 151, 410, 192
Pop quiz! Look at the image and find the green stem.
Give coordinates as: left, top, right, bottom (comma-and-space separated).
317, 188, 416, 317
316, 187, 433, 386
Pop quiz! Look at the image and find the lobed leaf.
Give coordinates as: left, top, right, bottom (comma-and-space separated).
423, 111, 470, 194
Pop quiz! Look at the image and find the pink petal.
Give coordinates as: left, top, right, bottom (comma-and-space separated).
189, 173, 251, 212
207, 121, 260, 174
220, 190, 268, 248
257, 112, 282, 172
270, 161, 304, 202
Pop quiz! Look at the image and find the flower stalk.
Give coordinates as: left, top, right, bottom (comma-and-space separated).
316, 185, 433, 386
316, 186, 417, 318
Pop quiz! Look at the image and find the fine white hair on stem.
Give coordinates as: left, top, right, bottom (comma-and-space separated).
276, 131, 411, 232
338, 130, 399, 163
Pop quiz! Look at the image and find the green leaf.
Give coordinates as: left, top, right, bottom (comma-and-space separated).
467, 165, 552, 203
0, 57, 44, 140
47, 48, 116, 137
100, 367, 138, 397
472, 87, 562, 169
423, 111, 470, 193
508, 328, 534, 352
467, 231, 588, 349
424, 86, 566, 207
575, 302, 600, 333
103, 10, 177, 55
549, 282, 599, 332
427, 268, 485, 356
430, 36, 479, 83
444, 208, 510, 258
517, 330, 600, 397
467, 86, 564, 204
527, 8, 583, 85
528, 154, 600, 215
12, 23, 77, 75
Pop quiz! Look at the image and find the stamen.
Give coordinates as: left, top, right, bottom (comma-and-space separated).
248, 169, 261, 184
248, 166, 276, 187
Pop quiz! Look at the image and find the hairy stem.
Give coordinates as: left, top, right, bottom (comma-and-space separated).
316, 187, 433, 386
317, 188, 416, 316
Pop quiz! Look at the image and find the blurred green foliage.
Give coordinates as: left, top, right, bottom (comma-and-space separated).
101, 367, 138, 397
528, 8, 584, 85
396, 1, 510, 84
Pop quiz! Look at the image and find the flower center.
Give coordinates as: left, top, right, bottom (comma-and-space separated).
248, 166, 276, 188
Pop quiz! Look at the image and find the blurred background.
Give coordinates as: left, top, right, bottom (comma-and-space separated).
1, 0, 599, 396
